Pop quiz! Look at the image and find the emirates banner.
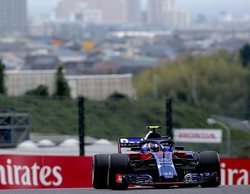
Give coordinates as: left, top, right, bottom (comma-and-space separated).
220, 158, 250, 185
0, 155, 92, 189
0, 155, 249, 189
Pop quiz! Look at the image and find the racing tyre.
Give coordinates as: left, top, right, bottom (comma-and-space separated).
108, 154, 129, 190
198, 151, 220, 187
92, 154, 110, 189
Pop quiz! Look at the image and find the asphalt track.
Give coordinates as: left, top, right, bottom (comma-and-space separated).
0, 185, 249, 194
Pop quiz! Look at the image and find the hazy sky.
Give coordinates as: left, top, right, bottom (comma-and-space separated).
176, 0, 250, 17
28, 0, 250, 17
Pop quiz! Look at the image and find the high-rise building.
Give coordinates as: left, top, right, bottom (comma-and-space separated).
126, 0, 141, 24
147, 0, 176, 28
55, 0, 141, 24
90, 0, 127, 24
219, 11, 233, 23
164, 0, 175, 12
55, 0, 93, 21
147, 0, 162, 26
177, 10, 191, 29
0, 0, 28, 35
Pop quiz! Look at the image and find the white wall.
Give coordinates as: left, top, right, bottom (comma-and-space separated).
5, 70, 134, 100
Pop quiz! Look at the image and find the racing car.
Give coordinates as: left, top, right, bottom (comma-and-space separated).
92, 126, 221, 190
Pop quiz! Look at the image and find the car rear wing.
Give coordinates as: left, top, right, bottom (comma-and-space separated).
118, 137, 143, 153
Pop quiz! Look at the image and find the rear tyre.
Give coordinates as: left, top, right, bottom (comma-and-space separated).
92, 154, 109, 189
108, 154, 129, 190
198, 151, 220, 187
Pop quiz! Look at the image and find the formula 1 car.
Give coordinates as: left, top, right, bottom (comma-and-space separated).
92, 126, 221, 190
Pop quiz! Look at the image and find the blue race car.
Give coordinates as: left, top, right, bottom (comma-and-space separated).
92, 126, 221, 190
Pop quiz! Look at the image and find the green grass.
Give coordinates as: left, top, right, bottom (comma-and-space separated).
0, 95, 78, 135
0, 96, 211, 138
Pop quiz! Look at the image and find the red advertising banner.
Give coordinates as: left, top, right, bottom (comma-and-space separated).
220, 158, 250, 185
0, 155, 92, 189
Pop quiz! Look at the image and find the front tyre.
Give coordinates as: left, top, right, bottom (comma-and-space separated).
92, 154, 109, 189
108, 154, 129, 190
198, 151, 221, 187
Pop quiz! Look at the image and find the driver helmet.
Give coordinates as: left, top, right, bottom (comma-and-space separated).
147, 142, 159, 152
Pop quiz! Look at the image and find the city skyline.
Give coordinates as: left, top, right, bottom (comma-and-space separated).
28, 0, 250, 17
54, 0, 141, 24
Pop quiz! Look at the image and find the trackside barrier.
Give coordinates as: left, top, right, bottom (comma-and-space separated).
0, 155, 92, 189
220, 158, 250, 185
0, 155, 249, 189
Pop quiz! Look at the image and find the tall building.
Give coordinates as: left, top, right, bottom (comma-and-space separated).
147, 0, 163, 26
219, 11, 233, 23
147, 0, 176, 28
55, 0, 141, 24
90, 0, 127, 24
126, 0, 141, 24
177, 10, 191, 29
164, 0, 175, 12
0, 0, 28, 35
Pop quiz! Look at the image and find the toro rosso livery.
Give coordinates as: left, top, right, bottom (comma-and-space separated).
93, 126, 221, 190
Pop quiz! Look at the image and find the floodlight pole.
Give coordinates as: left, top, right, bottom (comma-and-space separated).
217, 121, 231, 158
207, 118, 231, 158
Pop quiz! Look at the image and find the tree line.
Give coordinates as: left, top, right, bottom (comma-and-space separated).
135, 43, 250, 119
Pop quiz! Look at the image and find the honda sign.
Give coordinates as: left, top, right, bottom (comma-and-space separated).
174, 129, 222, 143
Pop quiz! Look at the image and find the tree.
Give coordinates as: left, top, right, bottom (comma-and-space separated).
135, 52, 248, 118
239, 43, 250, 68
54, 65, 70, 98
108, 92, 128, 101
244, 71, 250, 119
239, 44, 250, 119
25, 85, 49, 97
0, 60, 6, 94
